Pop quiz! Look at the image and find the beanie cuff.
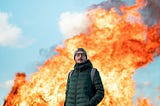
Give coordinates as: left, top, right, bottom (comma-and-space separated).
74, 48, 87, 59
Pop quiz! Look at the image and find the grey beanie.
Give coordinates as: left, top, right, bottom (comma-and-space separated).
74, 48, 87, 59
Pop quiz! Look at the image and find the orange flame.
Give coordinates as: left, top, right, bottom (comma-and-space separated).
4, 0, 160, 106
137, 97, 152, 106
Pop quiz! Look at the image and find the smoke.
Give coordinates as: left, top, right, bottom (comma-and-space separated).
58, 1, 126, 38
27, 45, 58, 73
58, 0, 160, 39
140, 0, 160, 26
59, 12, 92, 38
88, 0, 126, 14
38, 45, 58, 63
88, 0, 160, 26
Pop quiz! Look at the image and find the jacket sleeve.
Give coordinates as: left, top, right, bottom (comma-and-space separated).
90, 70, 104, 106
64, 73, 70, 106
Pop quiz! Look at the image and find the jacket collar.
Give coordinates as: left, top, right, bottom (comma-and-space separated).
74, 60, 93, 71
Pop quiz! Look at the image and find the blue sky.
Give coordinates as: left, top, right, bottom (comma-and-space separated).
0, 0, 159, 105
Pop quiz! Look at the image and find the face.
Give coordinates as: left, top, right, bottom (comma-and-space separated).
75, 51, 87, 64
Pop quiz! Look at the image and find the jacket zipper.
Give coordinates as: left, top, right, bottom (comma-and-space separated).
75, 69, 79, 106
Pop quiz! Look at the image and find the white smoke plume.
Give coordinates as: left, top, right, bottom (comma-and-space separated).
59, 12, 92, 38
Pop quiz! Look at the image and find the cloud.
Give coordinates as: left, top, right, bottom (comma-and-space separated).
0, 12, 33, 48
0, 80, 13, 88
59, 12, 92, 38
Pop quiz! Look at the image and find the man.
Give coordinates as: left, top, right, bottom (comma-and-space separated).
65, 48, 104, 106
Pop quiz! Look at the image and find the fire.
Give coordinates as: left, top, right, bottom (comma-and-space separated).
4, 0, 160, 106
137, 98, 151, 106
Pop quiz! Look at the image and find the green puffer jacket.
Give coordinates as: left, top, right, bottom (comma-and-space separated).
65, 60, 104, 106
